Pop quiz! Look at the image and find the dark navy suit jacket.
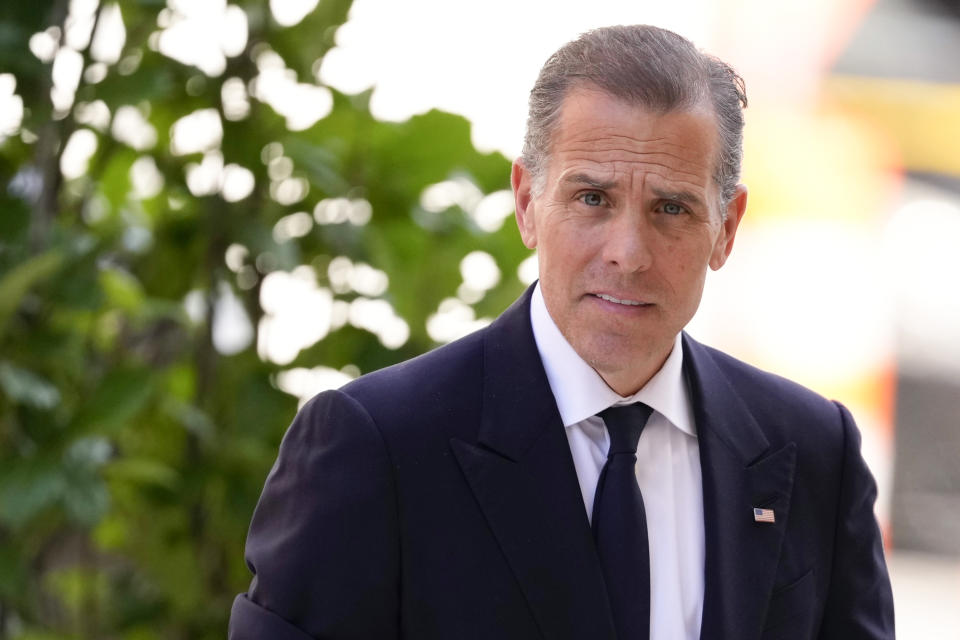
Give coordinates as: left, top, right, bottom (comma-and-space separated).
229, 287, 895, 639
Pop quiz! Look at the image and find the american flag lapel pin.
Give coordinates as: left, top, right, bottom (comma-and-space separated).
753, 507, 775, 524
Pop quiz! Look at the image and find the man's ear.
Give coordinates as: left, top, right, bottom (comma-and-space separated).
709, 183, 748, 270
512, 160, 538, 249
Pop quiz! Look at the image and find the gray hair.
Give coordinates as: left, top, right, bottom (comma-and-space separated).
521, 25, 747, 208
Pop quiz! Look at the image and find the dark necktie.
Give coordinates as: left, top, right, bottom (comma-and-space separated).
593, 403, 654, 640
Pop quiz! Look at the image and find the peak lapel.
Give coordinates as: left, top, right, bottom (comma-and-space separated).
682, 334, 797, 640
451, 288, 616, 640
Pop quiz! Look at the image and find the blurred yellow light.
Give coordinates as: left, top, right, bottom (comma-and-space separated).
824, 75, 960, 178
741, 107, 900, 224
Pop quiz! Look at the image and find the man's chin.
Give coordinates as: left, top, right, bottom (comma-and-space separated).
575, 334, 675, 390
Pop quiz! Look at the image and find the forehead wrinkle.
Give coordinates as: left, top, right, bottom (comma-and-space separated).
594, 133, 711, 161
562, 130, 712, 158
558, 154, 710, 189
557, 143, 712, 177
584, 132, 668, 145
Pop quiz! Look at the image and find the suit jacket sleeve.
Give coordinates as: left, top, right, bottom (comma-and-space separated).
818, 402, 895, 639
228, 390, 400, 639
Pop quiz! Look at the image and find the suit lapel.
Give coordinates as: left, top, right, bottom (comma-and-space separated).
450, 293, 798, 639
451, 289, 617, 640
683, 334, 797, 640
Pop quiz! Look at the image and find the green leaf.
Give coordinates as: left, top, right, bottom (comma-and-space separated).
0, 194, 30, 245
269, 0, 353, 78
0, 5, 53, 85
60, 439, 112, 528
72, 368, 155, 436
100, 266, 147, 312
95, 148, 137, 215
44, 566, 109, 619
61, 473, 110, 526
162, 397, 216, 441
92, 513, 128, 550
0, 542, 28, 599
0, 250, 64, 335
0, 360, 61, 409
0, 460, 66, 529
105, 457, 180, 491
5, 631, 74, 640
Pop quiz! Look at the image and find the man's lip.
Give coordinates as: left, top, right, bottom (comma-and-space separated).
589, 292, 652, 307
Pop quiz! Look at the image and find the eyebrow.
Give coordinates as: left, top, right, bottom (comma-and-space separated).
650, 186, 705, 208
561, 173, 617, 190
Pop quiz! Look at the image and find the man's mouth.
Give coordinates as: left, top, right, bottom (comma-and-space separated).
593, 293, 649, 307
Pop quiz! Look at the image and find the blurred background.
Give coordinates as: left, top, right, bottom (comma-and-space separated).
0, 0, 958, 637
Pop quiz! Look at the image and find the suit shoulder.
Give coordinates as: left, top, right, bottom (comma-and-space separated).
317, 327, 488, 442
342, 328, 484, 403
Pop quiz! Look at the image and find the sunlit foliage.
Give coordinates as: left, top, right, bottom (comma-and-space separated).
0, 0, 528, 636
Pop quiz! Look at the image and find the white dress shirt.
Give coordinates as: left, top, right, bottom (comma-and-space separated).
529, 284, 705, 640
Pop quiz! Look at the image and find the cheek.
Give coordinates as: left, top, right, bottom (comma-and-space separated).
653, 233, 692, 265
541, 225, 594, 264
659, 240, 714, 286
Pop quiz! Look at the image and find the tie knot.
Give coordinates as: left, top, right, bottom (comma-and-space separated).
599, 403, 653, 455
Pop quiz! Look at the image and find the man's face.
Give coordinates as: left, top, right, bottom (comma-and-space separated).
513, 87, 747, 395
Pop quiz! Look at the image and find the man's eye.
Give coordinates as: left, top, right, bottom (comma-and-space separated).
581, 192, 605, 206
661, 201, 685, 215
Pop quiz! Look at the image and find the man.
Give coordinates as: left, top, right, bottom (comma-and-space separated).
229, 25, 895, 639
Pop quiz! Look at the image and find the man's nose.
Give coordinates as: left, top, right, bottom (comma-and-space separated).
600, 211, 653, 273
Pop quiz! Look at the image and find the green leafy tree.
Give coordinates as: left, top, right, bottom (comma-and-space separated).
0, 1, 526, 636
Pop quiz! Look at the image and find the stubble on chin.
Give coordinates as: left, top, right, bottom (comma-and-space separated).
577, 326, 676, 394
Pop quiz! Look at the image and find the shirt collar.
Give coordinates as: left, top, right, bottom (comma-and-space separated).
529, 282, 696, 437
